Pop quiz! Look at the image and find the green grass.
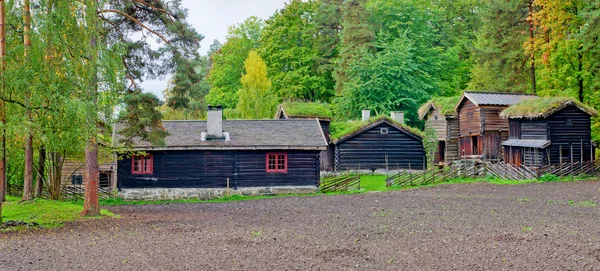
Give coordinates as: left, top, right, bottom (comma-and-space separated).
418, 96, 460, 119
501, 97, 598, 119
280, 101, 333, 118
2, 196, 115, 229
330, 116, 424, 142
359, 175, 389, 191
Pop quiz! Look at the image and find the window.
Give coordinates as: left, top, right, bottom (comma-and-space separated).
380, 128, 388, 134
266, 153, 287, 173
132, 154, 153, 174
71, 175, 83, 185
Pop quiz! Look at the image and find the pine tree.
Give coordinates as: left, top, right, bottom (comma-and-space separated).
334, 0, 375, 94
236, 51, 276, 119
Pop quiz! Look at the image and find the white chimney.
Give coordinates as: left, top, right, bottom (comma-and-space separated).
362, 109, 370, 122
391, 111, 405, 124
207, 104, 224, 139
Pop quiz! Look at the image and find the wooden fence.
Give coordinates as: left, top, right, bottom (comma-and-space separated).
386, 163, 483, 187
387, 160, 600, 187
61, 185, 114, 201
320, 174, 360, 192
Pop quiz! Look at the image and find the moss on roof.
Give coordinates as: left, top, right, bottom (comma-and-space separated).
330, 116, 423, 142
418, 96, 460, 119
501, 97, 598, 119
280, 101, 333, 119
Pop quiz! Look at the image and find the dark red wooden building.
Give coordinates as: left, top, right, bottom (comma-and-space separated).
455, 92, 537, 161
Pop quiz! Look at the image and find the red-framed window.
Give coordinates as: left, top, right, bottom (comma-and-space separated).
131, 154, 153, 174
266, 153, 287, 173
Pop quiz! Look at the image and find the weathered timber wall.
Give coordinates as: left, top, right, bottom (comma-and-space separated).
117, 150, 320, 189
335, 122, 425, 171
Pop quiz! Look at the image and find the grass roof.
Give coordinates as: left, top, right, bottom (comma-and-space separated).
330, 116, 423, 142
280, 101, 333, 119
418, 96, 460, 119
501, 97, 598, 119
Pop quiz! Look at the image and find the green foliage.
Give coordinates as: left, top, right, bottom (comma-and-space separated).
118, 92, 168, 146
423, 126, 438, 168
236, 51, 277, 119
260, 0, 333, 101
469, 0, 533, 93
334, 0, 375, 93
280, 101, 333, 118
206, 17, 264, 109
501, 97, 598, 119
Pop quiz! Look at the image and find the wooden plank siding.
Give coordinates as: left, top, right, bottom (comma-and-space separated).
425, 109, 447, 141
117, 150, 320, 189
62, 154, 116, 189
458, 99, 482, 136
445, 118, 460, 163
547, 105, 594, 164
481, 106, 510, 132
335, 122, 425, 171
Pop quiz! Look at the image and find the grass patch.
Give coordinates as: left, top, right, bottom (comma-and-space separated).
418, 96, 460, 119
359, 175, 388, 191
501, 97, 598, 119
2, 196, 115, 229
330, 116, 424, 142
280, 101, 333, 118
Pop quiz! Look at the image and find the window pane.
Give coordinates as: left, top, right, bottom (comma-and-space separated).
268, 155, 276, 170
134, 159, 141, 172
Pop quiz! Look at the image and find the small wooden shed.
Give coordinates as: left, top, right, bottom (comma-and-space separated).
332, 116, 425, 171
456, 92, 537, 161
500, 97, 597, 167
276, 101, 334, 171
418, 96, 460, 165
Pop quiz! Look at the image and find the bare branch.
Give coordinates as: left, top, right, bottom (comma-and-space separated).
97, 9, 171, 45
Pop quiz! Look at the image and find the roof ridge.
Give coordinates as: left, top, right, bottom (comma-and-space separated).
464, 91, 537, 96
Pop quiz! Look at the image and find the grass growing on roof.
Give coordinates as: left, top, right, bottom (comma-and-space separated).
330, 116, 424, 141
418, 96, 460, 119
280, 101, 333, 118
501, 97, 598, 119
2, 196, 115, 229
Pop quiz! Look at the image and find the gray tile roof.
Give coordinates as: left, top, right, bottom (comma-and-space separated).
115, 119, 327, 151
463, 92, 537, 106
501, 139, 551, 149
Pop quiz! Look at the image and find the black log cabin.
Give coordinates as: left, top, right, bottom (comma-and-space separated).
115, 106, 327, 192
456, 92, 537, 161
333, 113, 425, 171
500, 98, 597, 167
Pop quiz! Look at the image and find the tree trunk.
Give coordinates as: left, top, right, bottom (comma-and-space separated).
578, 53, 584, 102
21, 0, 33, 202
0, 0, 4, 221
527, 0, 536, 94
82, 139, 99, 216
49, 152, 63, 200
35, 146, 45, 198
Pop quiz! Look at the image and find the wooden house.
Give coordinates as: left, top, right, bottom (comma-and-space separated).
276, 101, 334, 171
418, 96, 460, 165
115, 105, 327, 199
456, 92, 537, 161
500, 98, 597, 167
332, 112, 425, 171
61, 153, 116, 189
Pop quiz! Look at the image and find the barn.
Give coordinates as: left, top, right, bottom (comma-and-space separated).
456, 92, 537, 161
418, 96, 460, 165
276, 101, 334, 171
500, 97, 597, 167
115, 105, 327, 200
332, 111, 425, 171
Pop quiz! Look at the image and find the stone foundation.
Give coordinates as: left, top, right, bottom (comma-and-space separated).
118, 186, 319, 201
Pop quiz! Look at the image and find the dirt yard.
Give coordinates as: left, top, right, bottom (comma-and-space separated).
1, 181, 600, 270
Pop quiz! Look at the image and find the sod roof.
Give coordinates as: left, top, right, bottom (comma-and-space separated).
500, 97, 598, 119
277, 101, 333, 119
330, 116, 423, 143
418, 96, 460, 120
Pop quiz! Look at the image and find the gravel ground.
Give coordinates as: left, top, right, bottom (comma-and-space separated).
1, 181, 600, 270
